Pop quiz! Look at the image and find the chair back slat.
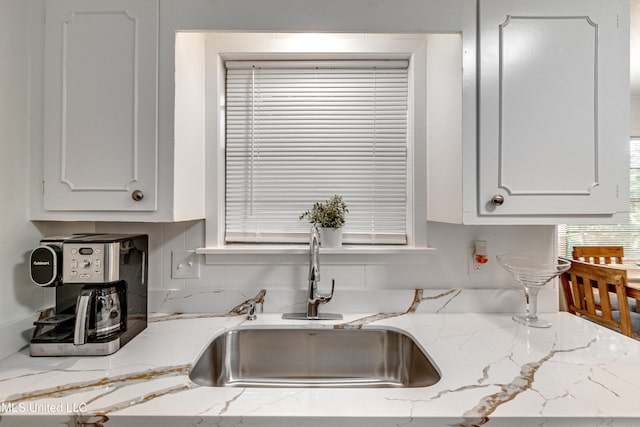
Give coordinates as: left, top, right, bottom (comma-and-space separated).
597, 284, 613, 317
560, 259, 633, 337
572, 246, 624, 264
582, 276, 597, 313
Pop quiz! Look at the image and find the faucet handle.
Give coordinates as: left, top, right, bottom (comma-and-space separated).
246, 300, 258, 321
316, 279, 336, 304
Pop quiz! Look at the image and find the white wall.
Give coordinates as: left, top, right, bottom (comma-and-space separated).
632, 96, 640, 137
0, 0, 46, 359
0, 0, 98, 358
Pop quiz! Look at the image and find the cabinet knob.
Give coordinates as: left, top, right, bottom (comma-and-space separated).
131, 190, 144, 202
491, 195, 505, 206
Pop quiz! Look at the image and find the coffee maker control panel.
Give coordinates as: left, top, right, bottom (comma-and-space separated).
63, 242, 120, 283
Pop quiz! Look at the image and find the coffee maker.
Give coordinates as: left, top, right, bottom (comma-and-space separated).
29, 234, 148, 356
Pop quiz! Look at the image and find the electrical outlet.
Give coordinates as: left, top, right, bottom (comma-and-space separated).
171, 250, 201, 279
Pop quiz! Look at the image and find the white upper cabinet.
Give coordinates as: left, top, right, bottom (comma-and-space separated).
42, 0, 158, 212
477, 0, 629, 220
33, 0, 205, 221
32, 0, 626, 224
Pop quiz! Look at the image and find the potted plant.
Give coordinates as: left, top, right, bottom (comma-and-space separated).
299, 195, 348, 248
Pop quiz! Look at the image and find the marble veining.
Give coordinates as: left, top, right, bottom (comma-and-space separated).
3, 365, 191, 404
2, 289, 640, 426
149, 289, 267, 323
334, 288, 462, 329
89, 383, 195, 415
462, 337, 597, 419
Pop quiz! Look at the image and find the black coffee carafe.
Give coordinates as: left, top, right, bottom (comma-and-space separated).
74, 283, 126, 344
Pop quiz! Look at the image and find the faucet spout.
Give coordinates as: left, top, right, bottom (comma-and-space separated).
309, 225, 320, 282
282, 225, 342, 320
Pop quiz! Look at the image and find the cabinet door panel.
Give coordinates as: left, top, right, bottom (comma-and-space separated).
43, 0, 157, 211
500, 17, 596, 195
479, 0, 628, 216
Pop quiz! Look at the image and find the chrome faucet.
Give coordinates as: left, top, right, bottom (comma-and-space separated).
283, 225, 342, 320
306, 225, 334, 318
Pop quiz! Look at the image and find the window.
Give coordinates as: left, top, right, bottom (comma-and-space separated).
558, 139, 640, 261
224, 60, 409, 245
180, 32, 462, 252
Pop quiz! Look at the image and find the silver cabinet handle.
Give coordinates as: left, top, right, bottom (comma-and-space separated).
131, 190, 144, 201
491, 195, 505, 206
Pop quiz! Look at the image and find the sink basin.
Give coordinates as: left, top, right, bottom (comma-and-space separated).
189, 327, 441, 388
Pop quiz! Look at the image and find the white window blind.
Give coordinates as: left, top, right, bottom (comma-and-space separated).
225, 60, 409, 244
558, 139, 640, 261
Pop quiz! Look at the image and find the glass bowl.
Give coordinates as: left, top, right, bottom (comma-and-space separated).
497, 254, 571, 328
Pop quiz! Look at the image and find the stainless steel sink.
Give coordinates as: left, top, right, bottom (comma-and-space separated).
189, 327, 441, 388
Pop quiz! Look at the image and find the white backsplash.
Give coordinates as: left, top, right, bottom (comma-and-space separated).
148, 287, 557, 317
85, 220, 558, 317
88, 220, 556, 293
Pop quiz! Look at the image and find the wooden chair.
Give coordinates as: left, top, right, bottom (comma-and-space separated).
560, 259, 637, 338
572, 245, 624, 264
570, 245, 637, 312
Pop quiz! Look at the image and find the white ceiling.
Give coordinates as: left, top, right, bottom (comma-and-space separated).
632, 0, 639, 95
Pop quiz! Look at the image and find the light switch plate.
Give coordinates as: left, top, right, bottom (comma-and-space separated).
171, 250, 201, 279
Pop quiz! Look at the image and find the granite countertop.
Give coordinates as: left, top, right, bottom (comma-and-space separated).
1, 311, 640, 426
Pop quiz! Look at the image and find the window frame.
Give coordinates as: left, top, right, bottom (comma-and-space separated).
186, 32, 461, 260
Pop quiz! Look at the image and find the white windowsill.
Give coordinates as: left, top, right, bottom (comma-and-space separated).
196, 245, 436, 265
196, 245, 435, 255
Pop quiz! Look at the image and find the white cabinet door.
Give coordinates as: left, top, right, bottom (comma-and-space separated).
43, 0, 158, 211
478, 0, 629, 217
